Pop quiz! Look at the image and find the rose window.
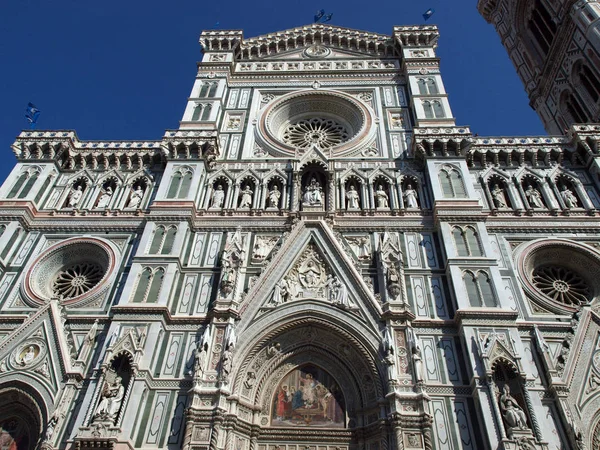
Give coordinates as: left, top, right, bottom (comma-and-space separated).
531, 266, 591, 306
52, 262, 105, 299
282, 118, 349, 149
256, 91, 375, 157
22, 237, 117, 307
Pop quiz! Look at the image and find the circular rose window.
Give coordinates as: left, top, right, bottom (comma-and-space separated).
515, 239, 600, 313
22, 237, 117, 307
256, 90, 375, 157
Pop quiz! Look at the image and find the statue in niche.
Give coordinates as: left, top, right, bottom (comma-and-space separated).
239, 185, 253, 208
93, 374, 125, 422
491, 183, 508, 208
346, 185, 360, 210
560, 185, 578, 208
211, 184, 225, 208
302, 178, 323, 206
525, 185, 544, 208
403, 184, 419, 208
127, 185, 144, 208
193, 341, 207, 382
499, 385, 528, 430
386, 261, 402, 299
407, 327, 424, 383
18, 345, 38, 366
375, 185, 389, 208
220, 254, 235, 296
268, 185, 281, 208
220, 346, 233, 382
96, 186, 113, 209
68, 185, 84, 207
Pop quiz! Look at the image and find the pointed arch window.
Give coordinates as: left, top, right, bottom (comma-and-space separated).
132, 267, 165, 303
199, 82, 218, 98
167, 168, 194, 199
423, 100, 445, 119
7, 168, 40, 199
148, 225, 178, 255
440, 167, 466, 198
528, 0, 557, 55
579, 64, 600, 102
417, 78, 439, 95
463, 270, 497, 307
453, 226, 483, 257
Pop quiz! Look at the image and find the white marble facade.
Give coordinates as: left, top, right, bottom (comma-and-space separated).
0, 22, 598, 450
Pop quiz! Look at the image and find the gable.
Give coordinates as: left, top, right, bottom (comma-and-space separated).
237, 221, 382, 331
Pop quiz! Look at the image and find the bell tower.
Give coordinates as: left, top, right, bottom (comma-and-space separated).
478, 0, 600, 133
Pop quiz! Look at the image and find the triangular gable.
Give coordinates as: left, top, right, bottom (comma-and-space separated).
0, 301, 81, 403
237, 221, 382, 331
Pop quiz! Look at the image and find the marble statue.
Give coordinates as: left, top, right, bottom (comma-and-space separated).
68, 185, 83, 207
346, 185, 360, 209
560, 185, 578, 208
491, 184, 507, 208
268, 185, 281, 208
303, 178, 323, 206
19, 345, 36, 365
525, 185, 544, 208
270, 279, 288, 306
403, 184, 419, 208
220, 347, 233, 381
127, 185, 144, 208
500, 385, 528, 429
211, 184, 225, 208
194, 342, 207, 381
375, 185, 388, 208
96, 186, 113, 208
94, 375, 125, 422
239, 185, 253, 208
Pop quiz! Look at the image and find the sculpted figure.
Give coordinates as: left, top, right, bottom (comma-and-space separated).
211, 184, 225, 208
375, 185, 389, 208
525, 185, 544, 208
94, 375, 125, 421
403, 184, 419, 208
19, 346, 36, 365
346, 185, 360, 210
193, 342, 207, 381
270, 279, 288, 306
96, 186, 113, 208
220, 347, 233, 381
127, 185, 144, 208
268, 185, 281, 208
68, 185, 83, 207
491, 184, 507, 208
500, 385, 528, 429
239, 185, 253, 208
303, 178, 323, 205
560, 185, 578, 208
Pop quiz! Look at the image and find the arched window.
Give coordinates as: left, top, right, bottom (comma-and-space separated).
440, 167, 466, 198
464, 270, 496, 307
7, 168, 39, 199
528, 0, 557, 55
579, 64, 600, 102
132, 267, 165, 303
432, 100, 445, 118
465, 227, 483, 256
192, 105, 203, 121
199, 82, 218, 98
417, 78, 439, 95
148, 225, 177, 254
201, 104, 212, 121
423, 101, 434, 119
208, 83, 218, 97
167, 168, 193, 199
453, 226, 483, 256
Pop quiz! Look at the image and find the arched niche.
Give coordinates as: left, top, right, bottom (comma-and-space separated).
0, 382, 48, 449
231, 318, 384, 432
300, 163, 328, 210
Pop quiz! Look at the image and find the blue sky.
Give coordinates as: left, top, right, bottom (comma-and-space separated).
0, 0, 546, 184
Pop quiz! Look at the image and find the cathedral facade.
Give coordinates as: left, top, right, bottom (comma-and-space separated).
0, 22, 599, 450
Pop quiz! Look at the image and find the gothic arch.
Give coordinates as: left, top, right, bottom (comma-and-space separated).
231, 313, 385, 430
0, 380, 50, 449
